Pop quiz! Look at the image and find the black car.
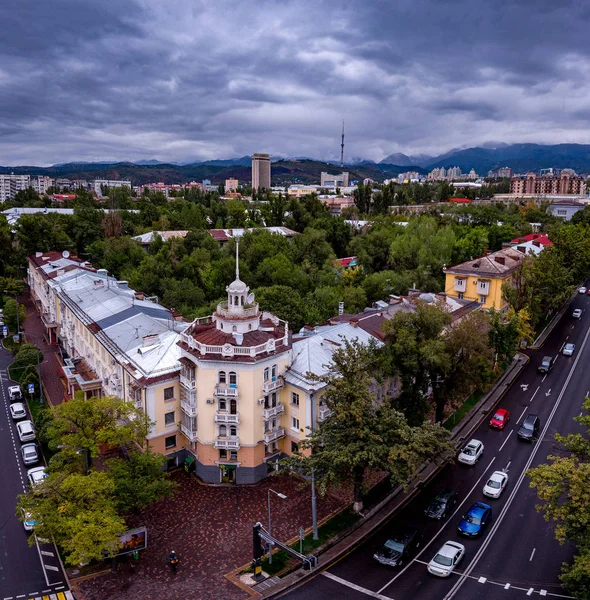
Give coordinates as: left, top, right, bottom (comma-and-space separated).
518, 414, 540, 441
373, 527, 421, 567
425, 489, 457, 520
537, 356, 554, 374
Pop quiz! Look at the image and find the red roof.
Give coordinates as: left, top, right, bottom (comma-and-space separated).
510, 233, 552, 246
338, 256, 358, 267
448, 197, 472, 203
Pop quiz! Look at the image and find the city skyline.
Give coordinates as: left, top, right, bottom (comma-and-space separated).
1, 1, 590, 166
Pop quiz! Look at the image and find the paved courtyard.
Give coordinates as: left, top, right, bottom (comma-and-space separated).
74, 471, 345, 600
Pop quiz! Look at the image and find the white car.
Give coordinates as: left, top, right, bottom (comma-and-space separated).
457, 439, 484, 465
579, 287, 587, 294
17, 420, 36, 442
573, 309, 583, 319
427, 541, 466, 577
8, 385, 23, 402
483, 470, 509, 498
9, 402, 27, 420
563, 343, 576, 356
22, 510, 37, 532
27, 466, 47, 487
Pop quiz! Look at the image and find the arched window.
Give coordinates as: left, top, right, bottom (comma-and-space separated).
230, 425, 237, 437
248, 324, 252, 330
263, 367, 270, 382
218, 371, 226, 384
219, 425, 227, 437
220, 322, 224, 330
230, 399, 237, 414
271, 364, 277, 380
229, 372, 237, 386
232, 325, 237, 332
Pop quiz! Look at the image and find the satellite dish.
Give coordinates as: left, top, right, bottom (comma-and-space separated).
62, 250, 70, 259
247, 293, 255, 305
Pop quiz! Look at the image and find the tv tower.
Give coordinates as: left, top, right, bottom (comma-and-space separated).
340, 121, 345, 168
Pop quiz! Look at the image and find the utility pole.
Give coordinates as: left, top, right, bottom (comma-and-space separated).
310, 390, 318, 540
340, 121, 345, 169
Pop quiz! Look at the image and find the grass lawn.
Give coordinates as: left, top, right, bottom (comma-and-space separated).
443, 389, 485, 431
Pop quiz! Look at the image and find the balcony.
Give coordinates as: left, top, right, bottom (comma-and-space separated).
454, 277, 467, 292
263, 377, 284, 394
216, 301, 259, 319
263, 404, 285, 420
214, 385, 238, 398
181, 397, 197, 417
180, 373, 196, 390
214, 436, 240, 450
263, 427, 285, 444
180, 414, 197, 442
318, 405, 332, 422
214, 412, 239, 424
476, 280, 490, 296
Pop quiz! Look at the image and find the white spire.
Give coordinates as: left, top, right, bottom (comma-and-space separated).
235, 238, 240, 280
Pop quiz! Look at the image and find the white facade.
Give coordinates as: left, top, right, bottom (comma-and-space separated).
0, 174, 31, 201
94, 179, 132, 196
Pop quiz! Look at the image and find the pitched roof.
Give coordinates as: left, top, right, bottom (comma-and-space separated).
445, 247, 526, 278
510, 233, 552, 246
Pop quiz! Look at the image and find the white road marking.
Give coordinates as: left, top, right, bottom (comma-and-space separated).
376, 457, 497, 594
520, 383, 529, 391
517, 406, 528, 424
540, 590, 547, 596
322, 572, 394, 599
34, 535, 51, 586
41, 550, 54, 556
559, 342, 565, 352
529, 548, 536, 561
478, 577, 487, 583
498, 430, 513, 452
44, 564, 59, 571
504, 583, 511, 589
545, 389, 552, 397
527, 589, 534, 596
530, 386, 540, 402
505, 461, 511, 472
542, 374, 547, 382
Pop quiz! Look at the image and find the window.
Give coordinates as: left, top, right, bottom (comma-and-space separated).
164, 387, 174, 401
218, 371, 226, 384
229, 372, 237, 386
291, 417, 299, 431
458, 292, 464, 300
164, 411, 175, 426
557, 210, 567, 216
218, 398, 227, 411
230, 450, 237, 460
230, 425, 237, 437
232, 325, 237, 332
479, 295, 486, 304
291, 441, 299, 453
219, 425, 227, 437
165, 435, 176, 450
271, 364, 277, 380
264, 367, 269, 382
219, 449, 227, 459
291, 392, 300, 406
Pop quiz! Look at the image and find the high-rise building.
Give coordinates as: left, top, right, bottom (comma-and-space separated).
225, 178, 239, 193
320, 171, 349, 187
251, 153, 271, 190
497, 167, 513, 179
0, 174, 31, 202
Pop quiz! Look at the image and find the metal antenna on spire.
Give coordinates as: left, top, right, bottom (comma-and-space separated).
340, 121, 345, 168
235, 238, 240, 280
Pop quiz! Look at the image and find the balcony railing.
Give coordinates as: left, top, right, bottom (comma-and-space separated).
180, 373, 196, 390
214, 436, 240, 450
476, 281, 490, 295
181, 398, 197, 417
214, 385, 238, 398
263, 404, 285, 420
454, 278, 467, 292
216, 301, 259, 319
318, 405, 332, 422
263, 428, 285, 444
181, 423, 198, 442
263, 377, 284, 394
214, 412, 239, 424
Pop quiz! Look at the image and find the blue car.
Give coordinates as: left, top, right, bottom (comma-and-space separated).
457, 502, 492, 537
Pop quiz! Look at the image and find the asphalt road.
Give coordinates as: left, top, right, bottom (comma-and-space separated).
0, 344, 68, 599
281, 293, 590, 600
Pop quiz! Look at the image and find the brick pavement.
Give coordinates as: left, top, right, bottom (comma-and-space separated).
74, 472, 345, 600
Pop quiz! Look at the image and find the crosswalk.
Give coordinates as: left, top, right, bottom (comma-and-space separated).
3, 590, 73, 600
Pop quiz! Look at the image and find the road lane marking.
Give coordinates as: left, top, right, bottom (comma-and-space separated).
34, 536, 51, 586
542, 374, 547, 382
376, 457, 497, 594
499, 430, 513, 452
504, 583, 511, 589
40, 550, 54, 557
44, 565, 59, 571
529, 548, 536, 561
517, 406, 528, 424
478, 577, 487, 583
322, 572, 394, 599
442, 318, 590, 600
505, 461, 511, 472
527, 589, 534, 596
545, 389, 552, 397
530, 386, 540, 402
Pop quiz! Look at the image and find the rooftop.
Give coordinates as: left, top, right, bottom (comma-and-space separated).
445, 247, 527, 278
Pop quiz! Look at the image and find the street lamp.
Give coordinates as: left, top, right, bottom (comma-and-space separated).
4, 289, 20, 337
267, 488, 287, 564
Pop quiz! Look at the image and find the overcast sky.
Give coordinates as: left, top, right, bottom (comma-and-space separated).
1, 0, 589, 165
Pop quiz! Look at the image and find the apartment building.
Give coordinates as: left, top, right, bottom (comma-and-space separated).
225, 178, 239, 193
94, 179, 132, 197
510, 173, 586, 195
252, 154, 271, 190
320, 171, 349, 187
0, 174, 31, 201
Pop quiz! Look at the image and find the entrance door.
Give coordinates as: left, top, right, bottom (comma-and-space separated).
220, 464, 236, 484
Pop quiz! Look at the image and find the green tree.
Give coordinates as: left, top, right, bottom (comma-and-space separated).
280, 339, 452, 512
254, 285, 307, 331
3, 298, 26, 333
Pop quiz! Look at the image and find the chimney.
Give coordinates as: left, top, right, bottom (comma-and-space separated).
517, 245, 526, 253
97, 268, 108, 278
533, 241, 540, 248
135, 292, 145, 301
495, 256, 505, 265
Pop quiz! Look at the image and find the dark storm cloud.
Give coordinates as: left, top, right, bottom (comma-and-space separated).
1, 0, 590, 165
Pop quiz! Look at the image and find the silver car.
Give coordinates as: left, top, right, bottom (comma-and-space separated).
563, 343, 575, 356
21, 443, 39, 466
427, 541, 466, 577
17, 420, 36, 442
9, 402, 27, 420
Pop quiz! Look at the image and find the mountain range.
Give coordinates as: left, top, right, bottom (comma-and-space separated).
3, 144, 590, 185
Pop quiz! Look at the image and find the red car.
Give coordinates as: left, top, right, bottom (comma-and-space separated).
490, 408, 510, 430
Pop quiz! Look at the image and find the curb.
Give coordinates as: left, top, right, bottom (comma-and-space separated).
259, 353, 529, 599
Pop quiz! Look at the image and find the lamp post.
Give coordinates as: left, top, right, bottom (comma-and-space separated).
3, 289, 20, 337
267, 488, 287, 564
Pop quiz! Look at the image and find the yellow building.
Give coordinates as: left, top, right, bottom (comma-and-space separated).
443, 247, 527, 310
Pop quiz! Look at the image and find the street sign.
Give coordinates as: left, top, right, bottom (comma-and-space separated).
12, 335, 20, 343
2, 326, 7, 336
28, 383, 35, 394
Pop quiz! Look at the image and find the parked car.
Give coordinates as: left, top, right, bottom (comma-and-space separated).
27, 466, 47, 488
16, 420, 36, 442
425, 489, 457, 520
21, 443, 39, 466
483, 471, 509, 499
563, 343, 576, 356
458, 502, 492, 537
427, 541, 465, 577
538, 356, 555, 374
21, 509, 37, 532
489, 408, 510, 430
579, 287, 587, 294
518, 414, 540, 442
373, 527, 422, 567
9, 402, 27, 420
8, 385, 23, 402
458, 439, 484, 465
573, 309, 583, 319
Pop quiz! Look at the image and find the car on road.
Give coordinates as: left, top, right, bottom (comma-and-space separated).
27, 466, 47, 487
373, 526, 422, 567
425, 489, 457, 520
573, 308, 583, 319
579, 287, 587, 294
16, 420, 36, 442
8, 385, 23, 402
563, 343, 576, 356
458, 502, 492, 537
21, 510, 37, 532
538, 355, 555, 374
9, 402, 27, 420
518, 414, 540, 442
21, 443, 39, 466
427, 541, 466, 577
457, 439, 484, 465
489, 408, 510, 430
483, 471, 509, 498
